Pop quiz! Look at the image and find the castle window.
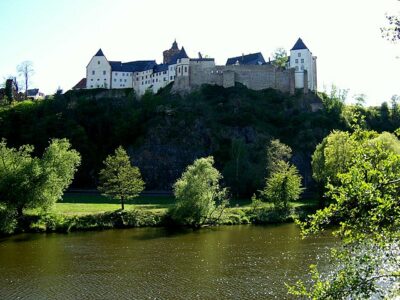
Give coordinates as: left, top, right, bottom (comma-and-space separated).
301, 65, 304, 70
98, 61, 100, 65
115, 73, 118, 76
103, 71, 106, 75
124, 79, 127, 82
91, 85, 93, 88
91, 79, 93, 81
97, 79, 100, 81
184, 67, 187, 73
298, 53, 301, 57
295, 66, 299, 71
92, 71, 95, 75
170, 76, 173, 80
301, 59, 304, 63
295, 59, 298, 63
114, 79, 116, 82
120, 79, 122, 82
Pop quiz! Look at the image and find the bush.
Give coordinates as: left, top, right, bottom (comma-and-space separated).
0, 207, 17, 235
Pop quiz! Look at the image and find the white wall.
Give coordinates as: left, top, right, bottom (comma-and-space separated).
290, 48, 317, 91
86, 56, 111, 89
111, 71, 133, 89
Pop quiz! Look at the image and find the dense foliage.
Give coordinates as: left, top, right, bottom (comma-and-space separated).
0, 139, 81, 233
170, 156, 228, 227
289, 129, 400, 298
98, 146, 145, 210
0, 85, 346, 197
0, 85, 398, 198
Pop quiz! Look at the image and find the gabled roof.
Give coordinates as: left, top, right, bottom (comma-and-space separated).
226, 52, 266, 66
95, 49, 105, 56
73, 78, 87, 90
110, 60, 157, 72
27, 89, 39, 96
291, 38, 308, 51
168, 47, 189, 65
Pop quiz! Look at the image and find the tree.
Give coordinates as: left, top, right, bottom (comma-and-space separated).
312, 131, 357, 187
381, 1, 400, 42
266, 139, 292, 177
17, 61, 34, 97
289, 129, 400, 298
0, 139, 81, 218
98, 146, 145, 210
271, 48, 288, 68
262, 162, 303, 211
170, 156, 228, 227
312, 130, 400, 189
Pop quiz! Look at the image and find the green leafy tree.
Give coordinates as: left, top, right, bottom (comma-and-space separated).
0, 138, 81, 218
170, 156, 228, 227
289, 129, 400, 298
266, 139, 292, 177
381, 1, 400, 42
312, 130, 400, 189
271, 48, 288, 68
262, 162, 303, 211
98, 146, 145, 210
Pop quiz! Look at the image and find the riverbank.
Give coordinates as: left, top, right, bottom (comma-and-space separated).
4, 194, 318, 235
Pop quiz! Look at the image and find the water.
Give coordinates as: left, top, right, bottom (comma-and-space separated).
0, 224, 335, 299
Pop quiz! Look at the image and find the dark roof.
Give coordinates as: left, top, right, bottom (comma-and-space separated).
95, 49, 105, 56
291, 38, 308, 50
73, 78, 87, 90
226, 52, 266, 66
27, 89, 39, 96
168, 47, 189, 65
190, 58, 215, 62
110, 60, 157, 72
153, 64, 169, 73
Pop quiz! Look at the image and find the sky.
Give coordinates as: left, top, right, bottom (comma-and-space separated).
0, 0, 398, 106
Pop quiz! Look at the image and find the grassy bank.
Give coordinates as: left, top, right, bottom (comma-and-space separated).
6, 194, 319, 235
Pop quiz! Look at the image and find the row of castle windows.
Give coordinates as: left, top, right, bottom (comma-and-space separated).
295, 65, 305, 71
295, 59, 304, 64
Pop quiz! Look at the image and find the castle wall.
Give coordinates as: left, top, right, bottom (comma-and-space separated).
174, 62, 295, 94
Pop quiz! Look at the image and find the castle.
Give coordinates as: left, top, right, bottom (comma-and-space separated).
79, 38, 317, 96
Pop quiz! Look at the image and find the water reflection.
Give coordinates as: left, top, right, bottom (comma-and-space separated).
0, 224, 335, 299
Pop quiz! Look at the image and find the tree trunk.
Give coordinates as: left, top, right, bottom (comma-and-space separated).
17, 206, 24, 218
121, 197, 125, 210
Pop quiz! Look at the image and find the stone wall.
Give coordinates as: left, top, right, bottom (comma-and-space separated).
172, 62, 296, 94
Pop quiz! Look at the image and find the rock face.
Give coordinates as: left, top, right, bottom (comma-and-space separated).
129, 120, 211, 190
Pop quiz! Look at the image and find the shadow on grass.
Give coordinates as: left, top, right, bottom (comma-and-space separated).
61, 194, 175, 205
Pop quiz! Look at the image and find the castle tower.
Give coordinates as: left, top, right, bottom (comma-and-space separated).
163, 40, 180, 64
86, 49, 112, 89
289, 38, 317, 92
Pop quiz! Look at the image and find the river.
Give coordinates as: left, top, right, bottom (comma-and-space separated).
0, 224, 336, 299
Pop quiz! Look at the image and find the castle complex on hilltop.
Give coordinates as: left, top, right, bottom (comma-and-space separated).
77, 38, 317, 96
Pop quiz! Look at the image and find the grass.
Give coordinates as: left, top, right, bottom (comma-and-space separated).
53, 194, 175, 215
49, 193, 318, 216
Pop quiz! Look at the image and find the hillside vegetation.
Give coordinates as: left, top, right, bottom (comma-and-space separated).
0, 84, 396, 197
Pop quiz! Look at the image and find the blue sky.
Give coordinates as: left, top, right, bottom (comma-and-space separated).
0, 0, 398, 106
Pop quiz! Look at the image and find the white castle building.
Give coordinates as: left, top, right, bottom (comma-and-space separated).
77, 38, 317, 96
